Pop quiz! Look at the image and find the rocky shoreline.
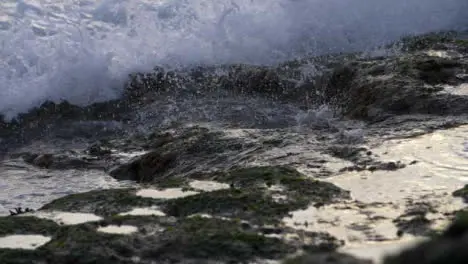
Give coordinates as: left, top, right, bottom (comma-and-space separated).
1, 31, 468, 263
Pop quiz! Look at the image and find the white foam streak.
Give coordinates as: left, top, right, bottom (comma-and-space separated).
1, 0, 467, 118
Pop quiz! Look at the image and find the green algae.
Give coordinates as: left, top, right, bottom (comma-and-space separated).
161, 166, 349, 223
148, 216, 295, 262
162, 188, 292, 224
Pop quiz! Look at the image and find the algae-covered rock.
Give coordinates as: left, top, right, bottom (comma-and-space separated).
139, 166, 350, 224
162, 188, 291, 224
283, 252, 372, 264
0, 216, 58, 236
18, 165, 351, 263
0, 216, 58, 263
39, 188, 160, 216
194, 166, 350, 206
0, 215, 299, 263
0, 249, 47, 264
43, 166, 350, 224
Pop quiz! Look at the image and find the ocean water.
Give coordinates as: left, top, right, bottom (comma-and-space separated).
0, 0, 467, 119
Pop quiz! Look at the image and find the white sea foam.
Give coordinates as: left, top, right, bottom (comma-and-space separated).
0, 0, 467, 118
136, 188, 198, 199
119, 207, 166, 216
0, 234, 51, 250
97, 225, 138, 234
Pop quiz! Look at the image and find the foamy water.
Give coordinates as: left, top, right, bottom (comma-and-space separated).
1, 0, 467, 118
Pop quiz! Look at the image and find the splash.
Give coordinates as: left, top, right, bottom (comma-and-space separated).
0, 0, 467, 119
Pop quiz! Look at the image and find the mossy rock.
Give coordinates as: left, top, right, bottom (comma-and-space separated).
0, 216, 59, 236
155, 216, 295, 262
40, 188, 160, 216
0, 216, 58, 263
37, 216, 295, 263
162, 188, 292, 224
197, 166, 350, 203
0, 249, 47, 264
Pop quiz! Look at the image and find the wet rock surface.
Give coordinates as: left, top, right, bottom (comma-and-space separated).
0, 167, 351, 263
1, 31, 468, 263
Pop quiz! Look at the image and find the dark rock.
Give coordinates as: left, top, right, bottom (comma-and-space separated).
109, 126, 265, 183
315, 33, 468, 121
384, 211, 468, 264
376, 161, 406, 171
109, 151, 177, 182
328, 146, 367, 161
32, 154, 54, 169
8, 207, 34, 216
283, 252, 372, 264
144, 132, 174, 149
87, 143, 111, 156
393, 215, 432, 236
23, 153, 102, 170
